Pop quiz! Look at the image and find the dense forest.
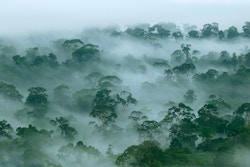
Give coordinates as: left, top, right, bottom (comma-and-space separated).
0, 22, 250, 167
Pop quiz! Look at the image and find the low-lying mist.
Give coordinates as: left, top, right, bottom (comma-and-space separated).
0, 22, 250, 167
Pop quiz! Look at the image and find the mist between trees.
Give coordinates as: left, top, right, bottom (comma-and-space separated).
0, 22, 250, 167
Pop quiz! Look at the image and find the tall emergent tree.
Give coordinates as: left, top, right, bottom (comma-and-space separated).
25, 87, 49, 108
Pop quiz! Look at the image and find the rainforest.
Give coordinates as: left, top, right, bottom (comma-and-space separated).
0, 21, 250, 167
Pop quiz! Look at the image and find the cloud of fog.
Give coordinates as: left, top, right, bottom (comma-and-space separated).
0, 0, 249, 36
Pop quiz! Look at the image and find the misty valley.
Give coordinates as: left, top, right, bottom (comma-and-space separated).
1, 22, 250, 167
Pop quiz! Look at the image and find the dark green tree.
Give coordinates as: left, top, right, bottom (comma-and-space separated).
116, 91, 137, 112
244, 52, 250, 67
218, 30, 225, 39
160, 103, 195, 128
173, 63, 196, 75
62, 39, 84, 52
169, 119, 198, 151
226, 26, 239, 39
188, 30, 199, 38
234, 103, 250, 124
181, 44, 191, 60
12, 55, 27, 65
138, 120, 161, 141
219, 50, 231, 66
116, 141, 165, 167
98, 75, 122, 90
48, 53, 59, 68
32, 55, 46, 66
196, 104, 228, 139
226, 116, 246, 137
126, 27, 148, 39
72, 44, 100, 63
16, 125, 51, 147
242, 22, 250, 37
0, 120, 13, 140
172, 31, 183, 39
25, 87, 49, 108
90, 89, 119, 134
50, 117, 77, 141
201, 23, 219, 38
148, 24, 170, 38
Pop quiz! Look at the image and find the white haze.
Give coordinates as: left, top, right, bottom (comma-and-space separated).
0, 0, 250, 36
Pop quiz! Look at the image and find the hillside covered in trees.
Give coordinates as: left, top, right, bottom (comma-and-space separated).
0, 22, 250, 167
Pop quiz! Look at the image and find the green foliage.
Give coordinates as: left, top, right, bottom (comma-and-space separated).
23, 147, 49, 167
226, 116, 246, 137
138, 120, 161, 141
72, 44, 100, 63
63, 39, 84, 52
58, 141, 100, 160
25, 87, 49, 108
50, 117, 78, 141
0, 120, 13, 140
201, 23, 219, 38
226, 26, 239, 39
160, 103, 195, 127
75, 141, 100, 155
181, 44, 191, 60
90, 89, 120, 134
0, 81, 23, 101
1, 22, 250, 167
12, 52, 59, 68
16, 125, 52, 147
12, 55, 27, 65
173, 63, 196, 75
116, 141, 165, 167
126, 27, 148, 39
98, 75, 122, 90
244, 52, 250, 67
242, 22, 250, 37
169, 117, 198, 151
193, 69, 219, 82
148, 24, 170, 39
219, 50, 231, 66
197, 138, 229, 152
116, 91, 137, 112
188, 30, 200, 38
92, 89, 117, 108
235, 103, 250, 121
172, 31, 183, 39
196, 103, 228, 139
